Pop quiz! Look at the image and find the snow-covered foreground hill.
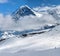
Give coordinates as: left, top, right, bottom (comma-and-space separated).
0, 24, 60, 56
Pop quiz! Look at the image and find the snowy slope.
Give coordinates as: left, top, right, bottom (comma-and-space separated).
0, 24, 60, 56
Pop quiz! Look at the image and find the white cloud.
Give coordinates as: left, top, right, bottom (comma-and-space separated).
33, 5, 58, 12
0, 0, 8, 3
0, 13, 56, 31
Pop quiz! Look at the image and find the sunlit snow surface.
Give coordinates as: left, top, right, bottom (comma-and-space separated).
0, 5, 60, 56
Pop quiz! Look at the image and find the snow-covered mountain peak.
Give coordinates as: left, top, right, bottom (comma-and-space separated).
12, 5, 36, 21
20, 5, 30, 9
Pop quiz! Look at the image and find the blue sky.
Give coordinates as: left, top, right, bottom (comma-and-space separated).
0, 0, 60, 14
